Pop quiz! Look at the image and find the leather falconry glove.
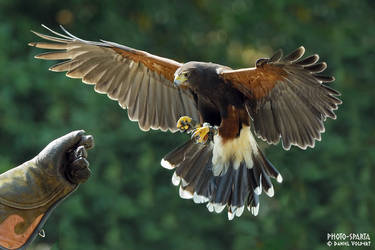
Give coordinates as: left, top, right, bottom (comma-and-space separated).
0, 130, 94, 250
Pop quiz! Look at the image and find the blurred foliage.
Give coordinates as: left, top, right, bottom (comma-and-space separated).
0, 0, 374, 249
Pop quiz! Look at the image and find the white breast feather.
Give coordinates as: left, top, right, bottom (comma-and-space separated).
211, 126, 258, 176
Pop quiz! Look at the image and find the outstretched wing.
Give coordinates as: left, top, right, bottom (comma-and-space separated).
29, 25, 200, 132
219, 46, 342, 150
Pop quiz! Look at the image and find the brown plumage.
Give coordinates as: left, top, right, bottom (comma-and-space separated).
30, 25, 341, 220
220, 63, 287, 99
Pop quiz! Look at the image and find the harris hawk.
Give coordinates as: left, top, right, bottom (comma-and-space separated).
29, 25, 341, 220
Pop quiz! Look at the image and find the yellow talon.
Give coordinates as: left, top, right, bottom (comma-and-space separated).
177, 116, 193, 132
192, 126, 210, 144
177, 116, 192, 128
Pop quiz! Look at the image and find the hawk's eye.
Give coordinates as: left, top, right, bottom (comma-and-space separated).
183, 72, 188, 78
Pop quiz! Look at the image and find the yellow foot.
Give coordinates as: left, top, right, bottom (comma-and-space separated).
177, 116, 196, 132
192, 125, 211, 144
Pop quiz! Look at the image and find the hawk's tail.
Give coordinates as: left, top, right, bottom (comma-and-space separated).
161, 129, 282, 220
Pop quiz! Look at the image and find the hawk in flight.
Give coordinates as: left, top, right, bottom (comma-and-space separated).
30, 25, 341, 220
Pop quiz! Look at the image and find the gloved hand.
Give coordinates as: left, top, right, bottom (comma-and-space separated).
0, 130, 94, 250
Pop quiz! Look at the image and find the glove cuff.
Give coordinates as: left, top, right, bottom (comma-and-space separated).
0, 161, 78, 250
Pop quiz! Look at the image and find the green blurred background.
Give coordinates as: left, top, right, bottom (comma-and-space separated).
0, 0, 374, 249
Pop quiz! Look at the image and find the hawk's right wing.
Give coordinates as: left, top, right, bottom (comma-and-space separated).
29, 25, 200, 132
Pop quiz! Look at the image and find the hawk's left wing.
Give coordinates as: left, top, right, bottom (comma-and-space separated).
219, 46, 342, 150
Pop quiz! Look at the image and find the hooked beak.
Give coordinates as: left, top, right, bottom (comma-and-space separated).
174, 74, 188, 87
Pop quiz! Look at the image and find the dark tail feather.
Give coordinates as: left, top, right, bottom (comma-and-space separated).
161, 141, 282, 220
161, 140, 200, 169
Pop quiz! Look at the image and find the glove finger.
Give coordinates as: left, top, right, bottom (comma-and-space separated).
69, 166, 91, 184
67, 145, 88, 163
75, 145, 88, 159
72, 157, 89, 169
67, 158, 91, 184
78, 135, 94, 150
55, 130, 86, 152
